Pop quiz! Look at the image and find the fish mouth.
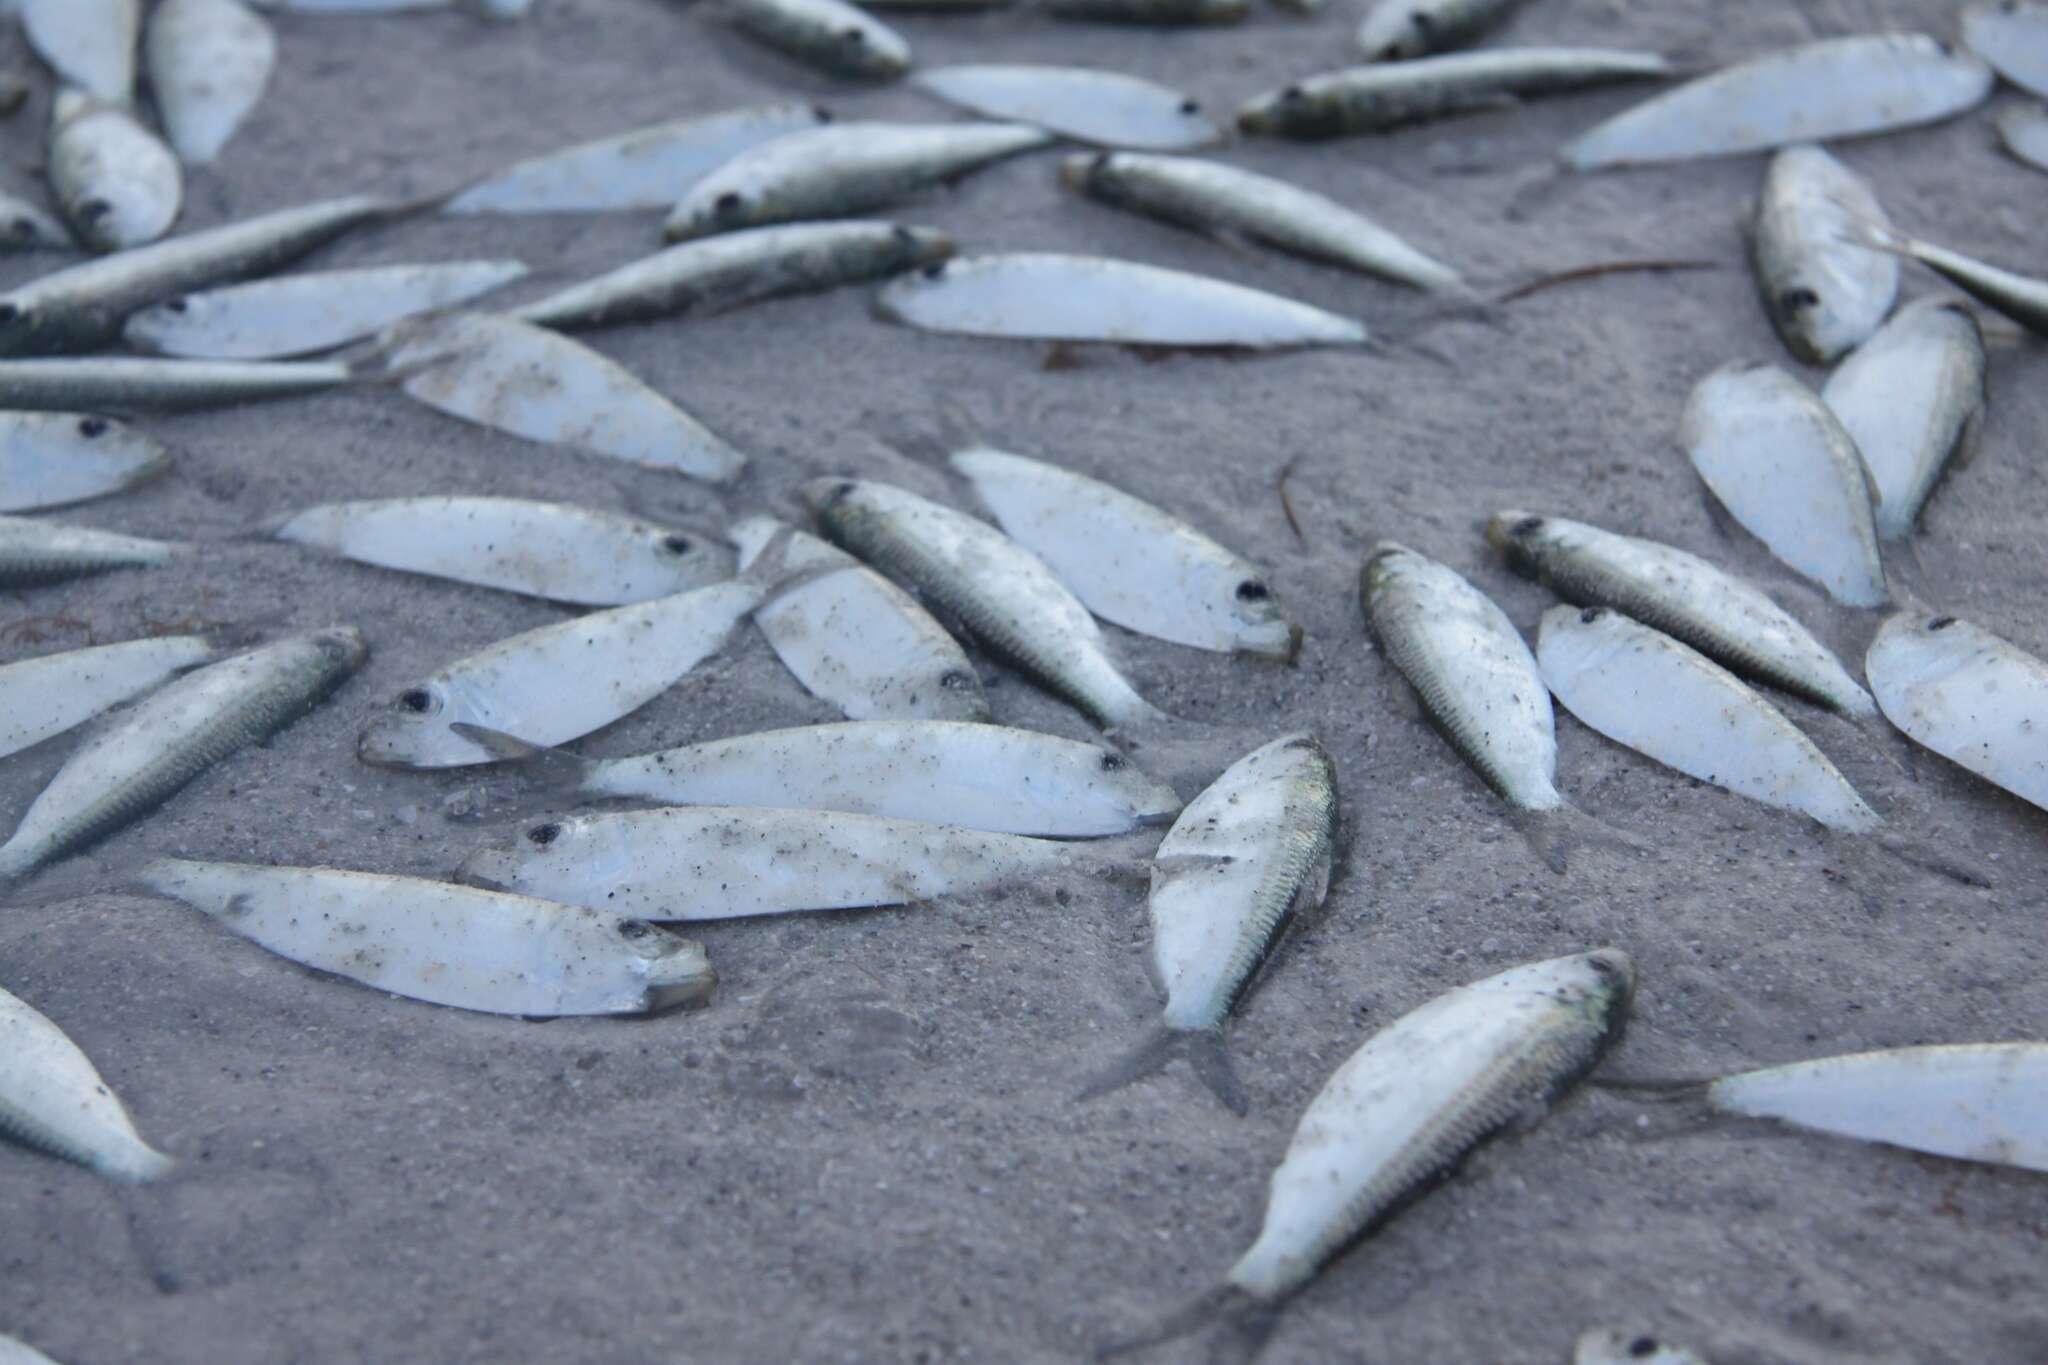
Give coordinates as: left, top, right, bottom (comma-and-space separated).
644, 956, 718, 1013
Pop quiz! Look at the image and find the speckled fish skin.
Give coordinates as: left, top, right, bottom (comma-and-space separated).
1237, 48, 1674, 139
729, 515, 989, 722
0, 984, 173, 1183
1043, 0, 1247, 25
145, 0, 275, 165
1680, 362, 1887, 608
0, 626, 366, 883
0, 635, 216, 759
356, 579, 760, 769
142, 859, 717, 1017
718, 0, 909, 81
0, 410, 169, 512
1963, 1, 2048, 97
272, 496, 732, 606
511, 222, 951, 331
1536, 605, 1880, 832
1362, 541, 1559, 810
442, 105, 829, 215
1705, 1043, 2048, 1172
1821, 298, 1985, 541
875, 252, 1370, 349
916, 66, 1220, 151
378, 312, 747, 482
1574, 1328, 1707, 1365
1999, 102, 2048, 171
950, 444, 1300, 659
1866, 610, 2048, 811
0, 192, 400, 356
48, 93, 183, 253
1563, 35, 1995, 170
0, 357, 351, 410
1857, 226, 2048, 336
804, 477, 1165, 729
125, 259, 529, 359
1749, 144, 1897, 365
663, 121, 1051, 241
1355, 0, 1522, 60
0, 514, 179, 586
1487, 510, 1876, 718
22, 0, 141, 104
0, 195, 73, 252
458, 805, 1093, 921
1061, 151, 1465, 293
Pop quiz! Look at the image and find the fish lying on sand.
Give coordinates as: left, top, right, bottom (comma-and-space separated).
0, 983, 173, 1182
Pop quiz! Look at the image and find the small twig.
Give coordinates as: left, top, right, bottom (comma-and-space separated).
1275, 457, 1307, 548
1496, 258, 1719, 305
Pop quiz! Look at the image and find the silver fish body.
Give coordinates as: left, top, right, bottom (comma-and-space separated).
0, 410, 169, 512
916, 66, 1220, 151
1749, 144, 1897, 365
0, 635, 216, 759
0, 984, 173, 1182
1963, 1, 2048, 97
719, 0, 910, 81
1862, 228, 2048, 336
1866, 610, 2048, 811
1356, 0, 1522, 61
0, 514, 179, 586
145, 0, 276, 165
22, 0, 140, 104
0, 357, 352, 410
48, 92, 183, 252
1999, 102, 2048, 172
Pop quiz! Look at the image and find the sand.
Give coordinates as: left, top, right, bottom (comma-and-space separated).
1, 0, 2045, 1361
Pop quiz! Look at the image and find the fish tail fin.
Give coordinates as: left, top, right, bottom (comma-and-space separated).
1077, 1027, 1248, 1116
1586, 1075, 1725, 1142
1077, 1026, 1180, 1105
1512, 802, 1646, 876
115, 1139, 335, 1296
1185, 1029, 1250, 1116
1869, 835, 1992, 890
1879, 533, 1933, 611
1095, 1288, 1272, 1363
1503, 161, 1571, 221
111, 1143, 178, 1184
732, 522, 841, 609
446, 723, 597, 794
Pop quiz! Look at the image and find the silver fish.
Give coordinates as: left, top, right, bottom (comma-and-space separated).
1487, 510, 1876, 718
1575, 1329, 1707, 1365
875, 252, 1369, 349
1999, 101, 2048, 172
1081, 733, 1336, 1115
0, 984, 173, 1182
0, 410, 170, 512
0, 194, 73, 252
1043, 0, 1247, 24
0, 634, 216, 759
663, 121, 1051, 241
143, 859, 717, 1017
915, 66, 1220, 151
1749, 144, 1897, 365
124, 259, 529, 359
511, 222, 950, 331
1963, 1, 2048, 97
1866, 610, 2048, 812
271, 496, 732, 606
0, 357, 352, 410
1238, 48, 1673, 139
1060, 151, 1465, 293
0, 626, 367, 883
21, 0, 140, 105
805, 477, 1165, 729
145, 0, 276, 165
716, 0, 910, 81
1564, 35, 1994, 170
1821, 298, 1985, 541
0, 514, 179, 586
48, 92, 183, 252
1356, 0, 1523, 61
1851, 221, 2048, 336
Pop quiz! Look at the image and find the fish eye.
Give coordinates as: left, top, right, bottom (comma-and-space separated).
1628, 1340, 1659, 1360
526, 822, 562, 846
920, 261, 946, 279
1778, 286, 1820, 312
77, 416, 108, 438
166, 298, 188, 314
1178, 98, 1200, 114
1099, 751, 1126, 771
617, 918, 653, 940
6, 217, 33, 240
811, 104, 833, 123
1579, 607, 1604, 624
939, 668, 973, 691
78, 198, 112, 223
1280, 85, 1305, 102
0, 302, 19, 324
1512, 515, 1542, 536
713, 191, 744, 216
1928, 616, 1957, 631
892, 224, 915, 244
1235, 579, 1271, 602
1588, 956, 1616, 976
840, 26, 865, 42
398, 688, 433, 713
660, 533, 691, 555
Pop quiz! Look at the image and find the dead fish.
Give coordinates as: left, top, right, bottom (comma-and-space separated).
0, 627, 366, 883
442, 104, 829, 215
1060, 151, 1466, 293
1962, 1, 2048, 97
875, 252, 1370, 349
48, 91, 183, 252
1536, 605, 1880, 832
714, 0, 910, 81
376, 312, 748, 482
1847, 221, 2048, 336
1237, 48, 1674, 139
0, 357, 353, 410
1080, 733, 1336, 1115
1105, 950, 1634, 1360
0, 192, 404, 356
142, 859, 717, 1016
124, 259, 529, 358
511, 222, 950, 331
1487, 510, 1876, 719
1998, 101, 2048, 171
0, 513, 179, 586
1564, 35, 1994, 170
454, 717, 1182, 836
915, 65, 1220, 150
1575, 1329, 1707, 1365
1043, 0, 1247, 24
0, 634, 216, 760
0, 410, 170, 512
1866, 610, 2048, 811
1821, 298, 1985, 541
1680, 362, 1886, 608
663, 121, 1051, 241
1356, 0, 1524, 61
145, 0, 276, 165
21, 0, 140, 105
950, 442, 1300, 658
1749, 144, 1897, 365
728, 514, 990, 722
0, 194, 73, 252
0, 983, 173, 1182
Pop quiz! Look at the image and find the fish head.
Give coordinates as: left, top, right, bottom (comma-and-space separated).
799, 476, 868, 540
1562, 947, 1636, 1030
889, 224, 956, 271
1865, 609, 1973, 693
356, 677, 491, 769
1094, 746, 1184, 827
1221, 574, 1300, 661
1355, 3, 1436, 61
307, 625, 370, 672
123, 292, 220, 354
457, 813, 609, 897
665, 173, 766, 242
634, 523, 737, 588
1235, 83, 1341, 139
1485, 510, 1553, 575
1535, 602, 1633, 670
1358, 540, 1418, 603
621, 922, 717, 1012
1768, 272, 1869, 366
0, 289, 55, 356
1057, 151, 1120, 197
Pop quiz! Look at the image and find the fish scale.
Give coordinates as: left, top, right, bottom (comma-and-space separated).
0, 515, 179, 586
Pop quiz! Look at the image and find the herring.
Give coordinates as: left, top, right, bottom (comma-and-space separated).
1536, 605, 1880, 832
1848, 221, 2048, 336
950, 443, 1300, 659
0, 627, 367, 883
1749, 144, 1897, 365
21, 0, 140, 105
715, 0, 910, 82
1680, 362, 1886, 608
1962, 1, 2048, 97
1866, 610, 2048, 811
1487, 511, 1876, 719
145, 0, 276, 165
1564, 35, 1995, 169
272, 496, 732, 606
1080, 734, 1336, 1115
1820, 298, 1986, 541
48, 92, 182, 252
0, 984, 173, 1182
0, 357, 352, 410
0, 514, 180, 586
0, 411, 170, 512
874, 252, 1369, 349
1356, 0, 1523, 61
915, 66, 1220, 151
142, 859, 717, 1016
1998, 102, 2048, 172
0, 635, 217, 760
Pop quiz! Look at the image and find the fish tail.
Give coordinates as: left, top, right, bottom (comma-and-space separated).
1185, 1030, 1251, 1117
1869, 835, 1992, 891
1076, 1026, 1181, 1105
1878, 533, 1933, 611
733, 522, 842, 609
1829, 210, 1910, 258
1513, 802, 1646, 876
446, 723, 596, 795
1094, 1287, 1266, 1362
108, 1142, 178, 1184
1077, 1026, 1248, 1115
